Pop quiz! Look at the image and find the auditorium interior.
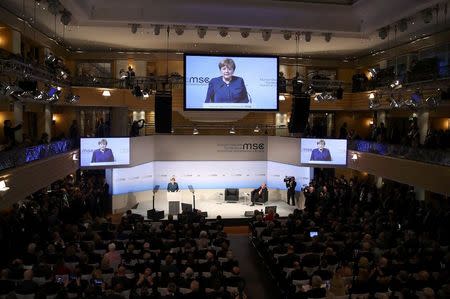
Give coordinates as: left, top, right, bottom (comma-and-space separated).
0, 0, 449, 298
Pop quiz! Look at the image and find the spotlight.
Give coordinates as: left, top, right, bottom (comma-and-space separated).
304, 32, 312, 42
369, 92, 375, 99
240, 28, 250, 38
102, 90, 111, 97
398, 19, 408, 32
261, 29, 272, 41
130, 23, 140, 34
142, 88, 150, 98
218, 27, 229, 37
193, 127, 199, 135
254, 125, 260, 133
389, 94, 400, 108
323, 32, 332, 42
72, 153, 78, 161
174, 25, 185, 36
229, 127, 236, 134
278, 95, 286, 101
65, 93, 80, 103
0, 180, 10, 192
421, 8, 433, 24
60, 9, 72, 26
282, 30, 292, 40
351, 153, 358, 161
390, 79, 402, 89
153, 24, 161, 35
368, 68, 377, 78
378, 26, 389, 40
197, 26, 207, 38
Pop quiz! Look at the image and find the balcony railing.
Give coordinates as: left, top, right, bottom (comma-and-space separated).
0, 139, 77, 172
349, 140, 450, 167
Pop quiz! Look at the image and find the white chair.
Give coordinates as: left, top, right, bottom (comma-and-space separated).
120, 290, 131, 299
218, 257, 228, 264
202, 272, 211, 278
67, 293, 78, 299
223, 271, 232, 278
179, 288, 192, 295
304, 266, 319, 276
283, 267, 294, 278
15, 294, 35, 299
374, 292, 391, 299
226, 286, 238, 294
157, 288, 169, 296
32, 276, 46, 286
46, 295, 57, 299
81, 274, 91, 281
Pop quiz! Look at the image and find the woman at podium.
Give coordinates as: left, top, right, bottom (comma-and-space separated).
167, 177, 179, 192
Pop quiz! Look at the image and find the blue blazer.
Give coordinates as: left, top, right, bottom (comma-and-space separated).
91, 148, 115, 163
205, 76, 249, 103
310, 148, 332, 161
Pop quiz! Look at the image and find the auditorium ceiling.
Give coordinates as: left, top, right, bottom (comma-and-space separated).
0, 0, 448, 59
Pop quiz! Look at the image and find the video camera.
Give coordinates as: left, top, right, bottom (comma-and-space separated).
283, 176, 294, 183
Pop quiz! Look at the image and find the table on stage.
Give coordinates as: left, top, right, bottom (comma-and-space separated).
167, 192, 182, 215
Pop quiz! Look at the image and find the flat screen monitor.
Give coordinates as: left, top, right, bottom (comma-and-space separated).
300, 138, 347, 167
184, 54, 279, 111
80, 137, 130, 167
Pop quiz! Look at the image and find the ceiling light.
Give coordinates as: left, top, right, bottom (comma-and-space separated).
282, 30, 292, 40
278, 95, 286, 101
378, 26, 389, 40
193, 127, 199, 135
421, 8, 433, 24
0, 180, 10, 191
229, 127, 236, 134
218, 27, 229, 38
254, 125, 260, 133
174, 25, 185, 36
130, 23, 140, 34
240, 28, 250, 38
304, 32, 312, 42
351, 153, 358, 161
72, 153, 78, 161
153, 24, 161, 35
102, 90, 111, 97
261, 29, 272, 41
197, 26, 207, 38
323, 32, 332, 42
60, 9, 72, 25
369, 92, 375, 99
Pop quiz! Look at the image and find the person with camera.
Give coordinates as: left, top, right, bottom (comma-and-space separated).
285, 176, 297, 206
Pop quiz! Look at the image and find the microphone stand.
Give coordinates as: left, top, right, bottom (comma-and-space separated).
193, 192, 196, 211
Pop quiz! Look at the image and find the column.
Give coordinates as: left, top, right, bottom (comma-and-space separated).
44, 104, 52, 140
326, 113, 334, 137
415, 186, 425, 201
417, 110, 429, 145
110, 107, 129, 137
13, 102, 23, 143
377, 110, 386, 126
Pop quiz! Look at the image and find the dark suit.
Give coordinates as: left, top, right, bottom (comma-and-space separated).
286, 179, 297, 206
205, 76, 249, 103
91, 148, 115, 163
167, 182, 179, 192
310, 148, 331, 161
251, 186, 268, 204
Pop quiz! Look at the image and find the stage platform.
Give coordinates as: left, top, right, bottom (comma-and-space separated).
131, 197, 301, 220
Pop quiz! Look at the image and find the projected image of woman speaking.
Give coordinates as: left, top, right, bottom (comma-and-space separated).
204, 58, 249, 103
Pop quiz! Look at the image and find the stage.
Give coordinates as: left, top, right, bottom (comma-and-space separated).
130, 196, 303, 220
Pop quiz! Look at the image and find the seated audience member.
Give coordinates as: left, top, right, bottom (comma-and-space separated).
103, 243, 122, 270
15, 269, 38, 295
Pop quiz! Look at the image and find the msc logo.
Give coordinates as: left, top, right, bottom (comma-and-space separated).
242, 143, 265, 150
189, 77, 210, 84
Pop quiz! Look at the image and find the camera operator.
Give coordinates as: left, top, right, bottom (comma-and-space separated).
284, 176, 297, 206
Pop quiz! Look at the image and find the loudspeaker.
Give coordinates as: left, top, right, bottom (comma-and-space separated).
288, 93, 310, 133
168, 201, 180, 215
155, 92, 172, 133
244, 211, 254, 217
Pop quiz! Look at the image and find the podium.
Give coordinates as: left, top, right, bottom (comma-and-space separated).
167, 192, 182, 215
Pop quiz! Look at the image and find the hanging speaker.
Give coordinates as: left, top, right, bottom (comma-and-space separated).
155, 91, 172, 133
288, 93, 310, 133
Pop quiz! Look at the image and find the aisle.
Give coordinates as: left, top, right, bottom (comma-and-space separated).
228, 234, 280, 299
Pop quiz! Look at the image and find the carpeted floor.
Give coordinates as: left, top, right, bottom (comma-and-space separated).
228, 235, 281, 299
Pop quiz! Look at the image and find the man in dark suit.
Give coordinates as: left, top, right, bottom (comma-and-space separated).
250, 183, 268, 206
310, 139, 332, 161
286, 177, 297, 206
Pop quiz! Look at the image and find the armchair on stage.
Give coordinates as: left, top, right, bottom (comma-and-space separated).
251, 188, 268, 205
224, 188, 239, 202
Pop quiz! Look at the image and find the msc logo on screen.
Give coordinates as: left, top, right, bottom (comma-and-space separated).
188, 77, 210, 84
242, 143, 265, 150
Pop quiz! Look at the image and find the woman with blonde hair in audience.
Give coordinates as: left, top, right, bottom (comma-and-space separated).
328, 271, 346, 297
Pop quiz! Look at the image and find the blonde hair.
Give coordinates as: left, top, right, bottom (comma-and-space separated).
218, 58, 236, 71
